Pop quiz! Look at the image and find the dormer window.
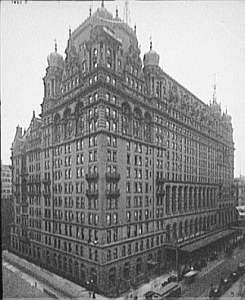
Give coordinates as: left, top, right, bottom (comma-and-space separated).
94, 75, 97, 82
93, 48, 98, 56
89, 78, 92, 85
112, 79, 116, 86
111, 96, 116, 104
82, 64, 86, 73
107, 62, 111, 68
106, 75, 110, 83
107, 48, 112, 56
93, 62, 98, 68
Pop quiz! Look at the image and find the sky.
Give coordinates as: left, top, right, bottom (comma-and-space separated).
1, 0, 245, 176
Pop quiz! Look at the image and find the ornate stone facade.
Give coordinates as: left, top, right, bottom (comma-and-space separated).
10, 4, 236, 297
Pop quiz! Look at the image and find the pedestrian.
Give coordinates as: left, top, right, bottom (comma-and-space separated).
88, 290, 92, 298
92, 291, 96, 298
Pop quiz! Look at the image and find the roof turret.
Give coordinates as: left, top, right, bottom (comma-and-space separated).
47, 40, 64, 69
143, 41, 160, 67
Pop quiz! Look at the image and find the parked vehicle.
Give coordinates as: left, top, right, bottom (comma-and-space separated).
229, 271, 238, 283
193, 261, 202, 271
219, 276, 231, 294
183, 270, 199, 284
144, 282, 181, 299
209, 285, 221, 299
237, 261, 245, 275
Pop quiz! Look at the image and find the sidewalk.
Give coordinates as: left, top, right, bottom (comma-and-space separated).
2, 250, 110, 299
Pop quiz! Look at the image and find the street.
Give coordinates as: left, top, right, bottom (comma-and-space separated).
180, 246, 245, 298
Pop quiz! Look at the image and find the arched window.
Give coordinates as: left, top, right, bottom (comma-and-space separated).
199, 217, 202, 233
207, 188, 210, 208
166, 186, 170, 214
189, 187, 193, 210
58, 254, 62, 269
69, 258, 73, 274
207, 215, 210, 230
63, 256, 67, 272
184, 187, 188, 211
198, 187, 202, 208
203, 188, 206, 208
194, 188, 197, 210
172, 187, 177, 213
133, 107, 142, 139
122, 103, 131, 136
74, 260, 79, 277
166, 224, 171, 241
80, 263, 86, 282
109, 267, 116, 286
64, 108, 73, 138
178, 187, 182, 212
179, 221, 183, 238
203, 216, 207, 231
123, 262, 130, 279
189, 219, 193, 236
54, 114, 61, 142
173, 222, 177, 240
184, 220, 188, 237
136, 257, 142, 275
144, 112, 152, 142
75, 102, 84, 136
194, 218, 198, 234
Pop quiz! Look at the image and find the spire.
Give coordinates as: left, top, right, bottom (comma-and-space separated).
54, 39, 57, 52
123, 0, 131, 25
150, 36, 152, 50
213, 73, 217, 104
116, 6, 118, 18
89, 6, 92, 17
69, 27, 71, 39
101, 0, 104, 8
33, 110, 35, 119
134, 24, 136, 34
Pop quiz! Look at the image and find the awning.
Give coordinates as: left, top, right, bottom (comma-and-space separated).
183, 270, 199, 278
181, 229, 236, 253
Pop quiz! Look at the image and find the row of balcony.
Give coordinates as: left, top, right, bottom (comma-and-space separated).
86, 189, 120, 198
85, 172, 120, 182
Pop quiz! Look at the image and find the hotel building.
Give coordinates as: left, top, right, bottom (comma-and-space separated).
10, 4, 236, 297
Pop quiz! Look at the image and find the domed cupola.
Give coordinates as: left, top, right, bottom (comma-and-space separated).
143, 41, 160, 67
47, 41, 64, 69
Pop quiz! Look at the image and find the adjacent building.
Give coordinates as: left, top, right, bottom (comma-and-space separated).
234, 175, 245, 227
1, 163, 13, 249
10, 3, 237, 297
